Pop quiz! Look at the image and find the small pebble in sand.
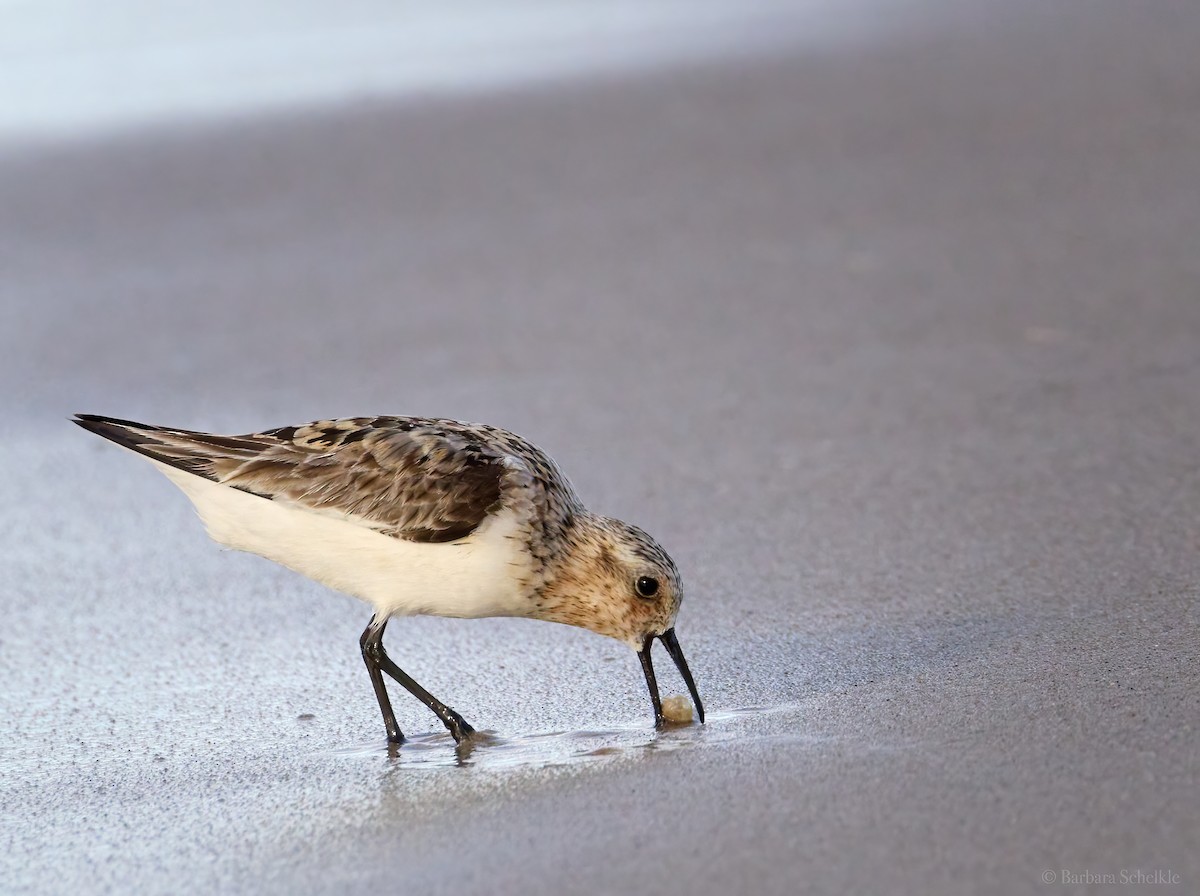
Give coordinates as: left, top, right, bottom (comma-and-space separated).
661, 695, 694, 724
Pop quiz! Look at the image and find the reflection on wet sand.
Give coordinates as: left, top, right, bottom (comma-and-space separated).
333, 704, 819, 770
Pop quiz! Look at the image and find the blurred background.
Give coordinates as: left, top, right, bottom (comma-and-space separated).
3, 0, 905, 140
2, 1, 1198, 894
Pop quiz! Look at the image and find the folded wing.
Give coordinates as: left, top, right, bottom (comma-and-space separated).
74, 414, 508, 543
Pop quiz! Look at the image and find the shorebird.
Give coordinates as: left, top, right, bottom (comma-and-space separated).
74, 413, 704, 743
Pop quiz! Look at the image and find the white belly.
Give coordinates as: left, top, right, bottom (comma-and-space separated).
152, 461, 533, 620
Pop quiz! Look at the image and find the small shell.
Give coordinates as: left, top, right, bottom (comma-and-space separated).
661, 695, 694, 724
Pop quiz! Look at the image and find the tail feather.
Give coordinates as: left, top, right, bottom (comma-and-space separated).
74, 414, 220, 480
74, 413, 163, 444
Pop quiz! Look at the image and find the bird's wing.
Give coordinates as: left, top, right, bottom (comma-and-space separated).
74, 414, 512, 543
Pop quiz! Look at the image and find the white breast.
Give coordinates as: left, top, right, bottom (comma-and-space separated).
152, 461, 534, 620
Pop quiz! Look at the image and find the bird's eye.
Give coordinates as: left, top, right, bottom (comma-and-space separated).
635, 576, 659, 598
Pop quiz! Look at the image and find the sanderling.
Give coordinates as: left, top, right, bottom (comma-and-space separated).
74, 413, 704, 743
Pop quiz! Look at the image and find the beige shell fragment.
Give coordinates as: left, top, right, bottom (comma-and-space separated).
661, 695, 694, 724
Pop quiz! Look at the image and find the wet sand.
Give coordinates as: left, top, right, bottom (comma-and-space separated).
2, 0, 1199, 893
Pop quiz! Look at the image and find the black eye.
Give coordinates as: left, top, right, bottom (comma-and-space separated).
635, 576, 659, 598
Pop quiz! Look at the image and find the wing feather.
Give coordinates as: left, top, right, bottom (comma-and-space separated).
74, 414, 510, 543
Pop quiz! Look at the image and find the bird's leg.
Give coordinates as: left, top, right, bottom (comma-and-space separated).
359, 617, 476, 744
360, 618, 403, 743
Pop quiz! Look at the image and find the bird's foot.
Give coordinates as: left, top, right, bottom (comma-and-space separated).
444, 713, 476, 744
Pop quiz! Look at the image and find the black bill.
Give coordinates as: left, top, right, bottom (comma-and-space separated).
638, 627, 705, 726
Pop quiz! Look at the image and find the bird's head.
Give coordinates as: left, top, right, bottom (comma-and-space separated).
536, 513, 704, 725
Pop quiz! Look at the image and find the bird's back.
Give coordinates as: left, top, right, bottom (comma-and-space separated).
75, 414, 583, 618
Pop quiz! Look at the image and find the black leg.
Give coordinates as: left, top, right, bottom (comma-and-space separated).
360, 618, 403, 743
359, 617, 476, 744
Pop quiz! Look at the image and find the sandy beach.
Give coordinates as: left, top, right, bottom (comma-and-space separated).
2, 0, 1198, 893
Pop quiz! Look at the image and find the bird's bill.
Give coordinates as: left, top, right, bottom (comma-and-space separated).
638, 628, 705, 726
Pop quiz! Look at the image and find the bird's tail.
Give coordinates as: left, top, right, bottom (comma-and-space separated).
72, 413, 264, 481
73, 414, 170, 455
